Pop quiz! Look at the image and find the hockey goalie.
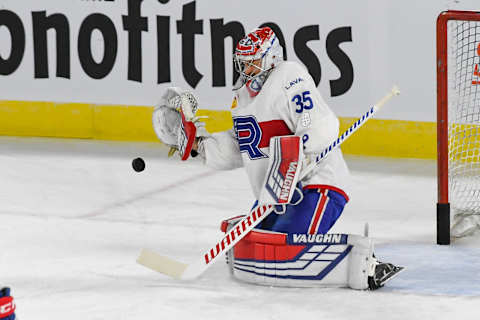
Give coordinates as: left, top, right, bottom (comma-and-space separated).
151, 27, 402, 290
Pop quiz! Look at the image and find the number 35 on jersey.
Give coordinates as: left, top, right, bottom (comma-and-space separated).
292, 91, 314, 113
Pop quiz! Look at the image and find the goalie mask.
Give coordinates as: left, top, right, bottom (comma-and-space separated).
233, 27, 284, 93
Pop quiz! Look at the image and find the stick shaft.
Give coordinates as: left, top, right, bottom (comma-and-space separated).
139, 205, 274, 280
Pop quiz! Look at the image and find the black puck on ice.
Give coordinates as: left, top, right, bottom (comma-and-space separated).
132, 157, 145, 172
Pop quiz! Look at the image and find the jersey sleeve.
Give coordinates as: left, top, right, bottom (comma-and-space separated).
283, 67, 339, 155
199, 130, 244, 170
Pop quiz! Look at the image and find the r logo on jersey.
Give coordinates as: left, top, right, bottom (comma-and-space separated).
233, 116, 267, 160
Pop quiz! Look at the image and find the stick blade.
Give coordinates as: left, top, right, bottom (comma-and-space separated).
137, 249, 188, 279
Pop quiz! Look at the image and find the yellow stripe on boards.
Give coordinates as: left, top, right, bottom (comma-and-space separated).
92, 104, 157, 141
0, 100, 436, 159
196, 109, 233, 133
0, 100, 93, 138
0, 100, 158, 141
338, 117, 436, 159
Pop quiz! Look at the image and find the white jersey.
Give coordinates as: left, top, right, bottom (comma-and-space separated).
200, 61, 351, 201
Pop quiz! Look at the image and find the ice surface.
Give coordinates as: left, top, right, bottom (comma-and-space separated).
0, 137, 478, 320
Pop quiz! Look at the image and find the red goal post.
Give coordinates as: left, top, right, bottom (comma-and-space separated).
437, 10, 480, 245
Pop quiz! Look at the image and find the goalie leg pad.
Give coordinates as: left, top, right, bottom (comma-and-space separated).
220, 221, 374, 289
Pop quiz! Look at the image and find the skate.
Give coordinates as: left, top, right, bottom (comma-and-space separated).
368, 262, 404, 290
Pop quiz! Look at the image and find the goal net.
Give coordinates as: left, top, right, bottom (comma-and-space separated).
437, 10, 480, 243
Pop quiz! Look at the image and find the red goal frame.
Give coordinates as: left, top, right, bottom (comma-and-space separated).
436, 10, 480, 245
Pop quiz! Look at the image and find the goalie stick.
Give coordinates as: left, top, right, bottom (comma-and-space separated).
137, 86, 400, 280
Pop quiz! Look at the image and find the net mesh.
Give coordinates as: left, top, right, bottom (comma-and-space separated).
447, 20, 480, 234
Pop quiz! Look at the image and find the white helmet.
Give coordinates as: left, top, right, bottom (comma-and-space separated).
233, 27, 284, 85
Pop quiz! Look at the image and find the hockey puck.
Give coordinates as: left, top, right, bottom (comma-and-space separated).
132, 157, 145, 172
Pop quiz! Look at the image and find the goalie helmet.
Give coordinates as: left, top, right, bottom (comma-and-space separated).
234, 27, 284, 86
